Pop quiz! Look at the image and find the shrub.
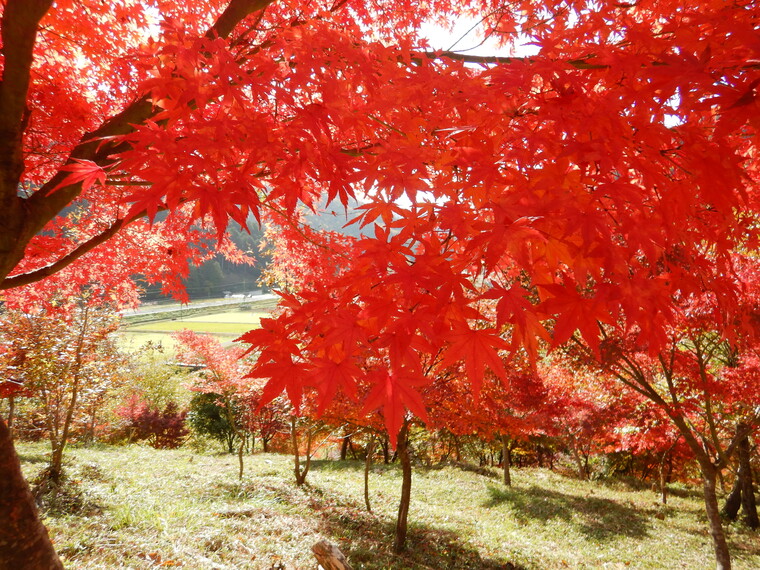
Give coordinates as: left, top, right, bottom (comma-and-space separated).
116, 395, 188, 449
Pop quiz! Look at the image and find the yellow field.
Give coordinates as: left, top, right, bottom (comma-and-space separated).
119, 310, 267, 351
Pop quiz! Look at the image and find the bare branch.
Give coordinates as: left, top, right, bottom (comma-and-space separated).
416, 50, 609, 69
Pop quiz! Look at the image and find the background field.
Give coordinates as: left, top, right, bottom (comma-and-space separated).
120, 306, 271, 351
18, 443, 760, 570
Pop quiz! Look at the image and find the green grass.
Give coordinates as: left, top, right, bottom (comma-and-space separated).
16, 443, 760, 569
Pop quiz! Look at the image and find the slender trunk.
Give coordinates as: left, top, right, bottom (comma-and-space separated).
222, 395, 244, 478
702, 464, 733, 570
364, 438, 375, 513
237, 439, 245, 480
659, 438, 680, 505
501, 434, 512, 487
0, 418, 63, 569
393, 421, 412, 554
87, 404, 97, 444
8, 395, 15, 435
340, 434, 350, 461
292, 417, 312, 486
571, 443, 587, 480
50, 374, 80, 481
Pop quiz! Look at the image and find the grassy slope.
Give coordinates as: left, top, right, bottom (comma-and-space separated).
16, 443, 760, 569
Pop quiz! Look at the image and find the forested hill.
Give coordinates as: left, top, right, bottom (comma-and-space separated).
141, 198, 366, 302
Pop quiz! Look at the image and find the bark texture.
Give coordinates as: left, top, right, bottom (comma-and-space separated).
312, 540, 353, 570
393, 421, 412, 554
0, 418, 63, 570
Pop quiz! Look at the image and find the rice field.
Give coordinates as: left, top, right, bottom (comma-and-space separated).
120, 309, 269, 351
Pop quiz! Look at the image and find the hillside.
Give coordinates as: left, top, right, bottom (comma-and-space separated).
17, 444, 760, 570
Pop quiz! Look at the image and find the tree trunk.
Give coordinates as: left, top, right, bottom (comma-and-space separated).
501, 434, 512, 487
721, 431, 758, 529
7, 396, 14, 435
738, 434, 759, 529
393, 421, 412, 554
381, 435, 390, 464
0, 418, 63, 570
237, 439, 245, 480
702, 464, 733, 570
723, 475, 742, 521
659, 438, 680, 506
340, 434, 350, 460
364, 438, 375, 513
292, 417, 312, 486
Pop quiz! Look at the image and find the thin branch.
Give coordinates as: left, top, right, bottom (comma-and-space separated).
0, 219, 126, 290
416, 50, 609, 69
24, 0, 278, 242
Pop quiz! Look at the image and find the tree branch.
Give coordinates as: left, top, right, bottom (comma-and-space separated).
23, 0, 278, 248
0, 219, 126, 290
416, 50, 609, 69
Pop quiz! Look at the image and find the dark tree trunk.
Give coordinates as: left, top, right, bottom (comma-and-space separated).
8, 396, 15, 435
364, 438, 375, 513
381, 435, 390, 464
723, 476, 742, 521
237, 439, 245, 480
659, 438, 679, 505
501, 435, 512, 487
702, 464, 733, 570
340, 434, 350, 461
738, 433, 759, 529
0, 418, 63, 570
393, 421, 412, 554
722, 431, 758, 529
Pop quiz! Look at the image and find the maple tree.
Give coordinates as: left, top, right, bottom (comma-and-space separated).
1, 0, 759, 567
563, 280, 760, 568
174, 329, 253, 477
0, 298, 125, 480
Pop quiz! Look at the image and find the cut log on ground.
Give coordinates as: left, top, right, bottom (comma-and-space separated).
312, 540, 353, 570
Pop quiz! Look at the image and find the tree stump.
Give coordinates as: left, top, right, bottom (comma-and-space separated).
312, 540, 353, 570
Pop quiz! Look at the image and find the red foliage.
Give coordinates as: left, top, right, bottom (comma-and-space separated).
115, 395, 188, 449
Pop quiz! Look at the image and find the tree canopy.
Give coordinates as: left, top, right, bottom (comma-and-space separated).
1, 0, 759, 568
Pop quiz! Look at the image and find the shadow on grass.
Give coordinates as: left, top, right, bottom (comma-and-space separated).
303, 486, 524, 569
16, 450, 49, 464
309, 459, 366, 471
484, 483, 650, 542
216, 474, 525, 569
